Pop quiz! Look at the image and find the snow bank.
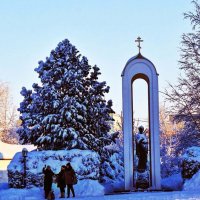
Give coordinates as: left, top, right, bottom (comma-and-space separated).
8, 149, 100, 189
51, 179, 104, 198
161, 173, 183, 191
181, 146, 200, 179
103, 178, 124, 194
73, 179, 104, 196
0, 187, 44, 200
183, 170, 200, 191
1, 179, 104, 198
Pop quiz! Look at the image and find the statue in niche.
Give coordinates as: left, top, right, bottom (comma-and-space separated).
135, 125, 148, 172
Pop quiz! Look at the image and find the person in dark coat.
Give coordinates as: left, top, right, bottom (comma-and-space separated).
57, 165, 66, 198
43, 165, 54, 199
65, 163, 75, 198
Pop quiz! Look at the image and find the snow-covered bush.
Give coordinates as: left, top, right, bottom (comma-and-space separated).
161, 173, 183, 191
101, 151, 124, 179
181, 146, 200, 179
183, 170, 200, 191
8, 149, 100, 188
100, 139, 124, 193
161, 155, 181, 178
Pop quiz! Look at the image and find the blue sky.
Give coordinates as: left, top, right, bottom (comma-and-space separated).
0, 0, 193, 119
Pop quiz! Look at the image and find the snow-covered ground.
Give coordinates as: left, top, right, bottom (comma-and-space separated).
1, 185, 200, 200
1, 168, 200, 199
1, 172, 200, 200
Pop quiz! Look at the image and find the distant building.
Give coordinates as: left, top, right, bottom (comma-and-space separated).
0, 141, 35, 171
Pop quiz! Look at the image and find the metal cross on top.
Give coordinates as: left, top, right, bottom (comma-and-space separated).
135, 37, 143, 53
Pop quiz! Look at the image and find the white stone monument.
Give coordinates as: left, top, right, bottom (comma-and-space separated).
122, 37, 161, 190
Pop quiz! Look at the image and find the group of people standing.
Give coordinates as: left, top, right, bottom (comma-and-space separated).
42, 126, 147, 199
43, 162, 76, 199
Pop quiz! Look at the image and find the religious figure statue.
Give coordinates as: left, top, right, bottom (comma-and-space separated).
135, 125, 148, 172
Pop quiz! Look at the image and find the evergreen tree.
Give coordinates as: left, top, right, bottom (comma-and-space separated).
17, 39, 115, 151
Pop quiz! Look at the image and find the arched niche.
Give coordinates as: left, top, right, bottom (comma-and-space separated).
132, 74, 151, 189
122, 53, 161, 190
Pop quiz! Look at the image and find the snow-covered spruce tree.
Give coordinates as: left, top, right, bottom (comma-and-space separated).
17, 39, 116, 152
164, 0, 200, 153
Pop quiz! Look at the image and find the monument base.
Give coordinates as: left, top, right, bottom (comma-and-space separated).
135, 170, 149, 189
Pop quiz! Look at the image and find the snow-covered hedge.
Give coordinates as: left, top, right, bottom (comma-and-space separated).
181, 146, 200, 179
8, 149, 100, 188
